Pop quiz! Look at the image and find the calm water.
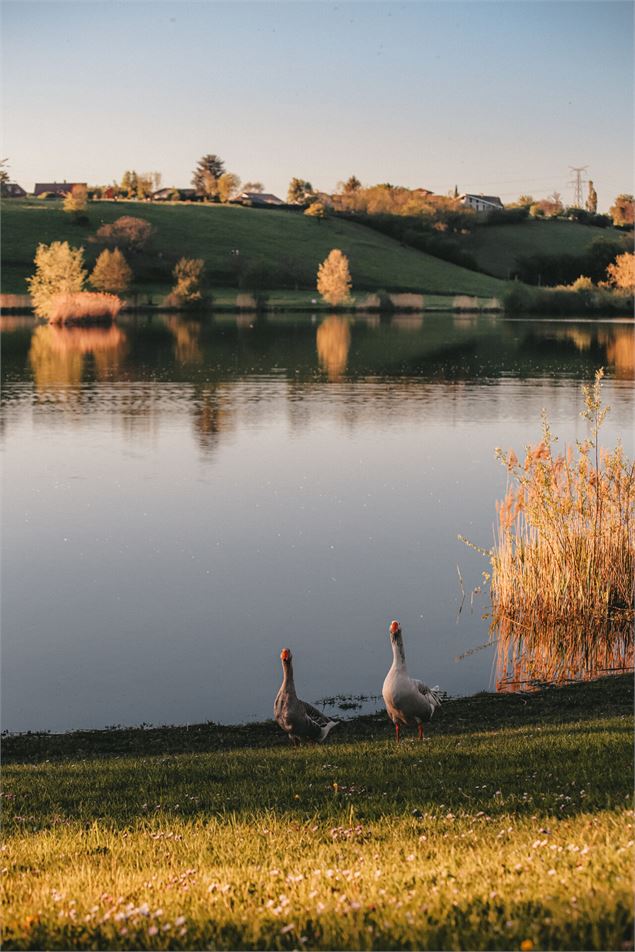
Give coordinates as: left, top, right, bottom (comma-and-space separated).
2, 312, 633, 732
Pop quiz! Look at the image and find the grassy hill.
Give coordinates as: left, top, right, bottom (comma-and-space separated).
2, 676, 632, 951
460, 219, 628, 279
1, 199, 505, 299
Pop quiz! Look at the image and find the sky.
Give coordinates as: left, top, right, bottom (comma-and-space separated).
2, 0, 633, 210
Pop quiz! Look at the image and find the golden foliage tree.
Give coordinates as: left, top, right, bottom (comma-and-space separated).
90, 248, 133, 294
606, 252, 635, 292
63, 184, 88, 217
27, 241, 87, 318
304, 201, 326, 220
169, 257, 205, 304
218, 172, 241, 203
317, 249, 352, 306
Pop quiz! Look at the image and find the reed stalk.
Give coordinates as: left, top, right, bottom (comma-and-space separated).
488, 370, 634, 689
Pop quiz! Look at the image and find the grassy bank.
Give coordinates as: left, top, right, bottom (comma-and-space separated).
2, 676, 633, 951
1, 199, 506, 298
459, 220, 627, 280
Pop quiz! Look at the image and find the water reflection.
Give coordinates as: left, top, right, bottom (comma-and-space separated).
167, 317, 203, 365
28, 324, 128, 392
2, 313, 634, 731
316, 315, 351, 380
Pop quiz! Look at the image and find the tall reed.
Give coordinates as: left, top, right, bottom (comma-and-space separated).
488, 370, 634, 689
48, 291, 123, 324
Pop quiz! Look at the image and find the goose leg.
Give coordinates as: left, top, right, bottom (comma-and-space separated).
395, 722, 400, 743
418, 723, 424, 741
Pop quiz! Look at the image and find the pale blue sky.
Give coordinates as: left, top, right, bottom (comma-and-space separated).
2, 0, 633, 209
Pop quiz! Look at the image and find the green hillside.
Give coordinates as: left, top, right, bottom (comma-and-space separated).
1, 199, 505, 298
460, 219, 628, 279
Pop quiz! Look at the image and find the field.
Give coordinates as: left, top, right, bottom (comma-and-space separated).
1, 199, 505, 299
459, 219, 627, 279
2, 676, 633, 951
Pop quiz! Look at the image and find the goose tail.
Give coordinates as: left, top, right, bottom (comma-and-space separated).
319, 720, 339, 743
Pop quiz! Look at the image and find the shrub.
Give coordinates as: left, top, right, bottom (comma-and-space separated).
37, 191, 58, 200
167, 257, 205, 306
94, 216, 154, 252
317, 249, 352, 306
481, 371, 634, 688
90, 248, 132, 294
305, 201, 327, 219
27, 241, 87, 318
47, 292, 123, 324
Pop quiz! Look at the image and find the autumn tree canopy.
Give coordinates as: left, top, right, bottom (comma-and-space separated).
317, 249, 352, 306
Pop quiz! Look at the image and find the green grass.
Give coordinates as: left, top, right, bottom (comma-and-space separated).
460, 220, 627, 279
1, 199, 505, 298
2, 677, 633, 951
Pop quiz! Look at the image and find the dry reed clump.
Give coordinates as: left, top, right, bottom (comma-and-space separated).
486, 370, 634, 689
452, 295, 479, 311
47, 292, 123, 324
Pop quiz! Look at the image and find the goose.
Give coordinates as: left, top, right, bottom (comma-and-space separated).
274, 648, 338, 745
382, 620, 441, 742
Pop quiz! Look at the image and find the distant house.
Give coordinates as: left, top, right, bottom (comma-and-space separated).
459, 193, 504, 213
1, 182, 27, 198
152, 187, 198, 202
231, 191, 285, 207
34, 182, 87, 197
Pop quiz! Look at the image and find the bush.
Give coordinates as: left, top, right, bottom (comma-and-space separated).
27, 241, 87, 319
305, 201, 327, 219
503, 281, 632, 316
94, 216, 154, 253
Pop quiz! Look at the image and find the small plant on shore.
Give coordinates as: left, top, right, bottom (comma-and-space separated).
317, 249, 352, 306
166, 257, 205, 307
480, 369, 634, 689
90, 248, 132, 294
27, 241, 87, 318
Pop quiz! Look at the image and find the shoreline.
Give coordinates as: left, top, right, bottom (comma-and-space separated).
3, 673, 632, 763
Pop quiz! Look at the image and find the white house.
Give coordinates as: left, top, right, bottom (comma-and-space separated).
459, 193, 504, 213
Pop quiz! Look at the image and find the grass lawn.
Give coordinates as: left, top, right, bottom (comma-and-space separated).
460, 220, 628, 279
2, 676, 632, 951
1, 199, 505, 299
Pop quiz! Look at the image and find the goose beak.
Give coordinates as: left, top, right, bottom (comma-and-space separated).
280, 648, 291, 662
389, 620, 400, 639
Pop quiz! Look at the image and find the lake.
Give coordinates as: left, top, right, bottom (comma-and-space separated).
2, 312, 633, 733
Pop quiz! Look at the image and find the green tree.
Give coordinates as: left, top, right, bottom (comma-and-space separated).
242, 181, 264, 193
317, 249, 352, 305
27, 241, 87, 318
0, 157, 9, 186
586, 181, 598, 215
192, 154, 226, 199
287, 177, 314, 204
90, 248, 132, 294
609, 194, 634, 227
218, 172, 241, 203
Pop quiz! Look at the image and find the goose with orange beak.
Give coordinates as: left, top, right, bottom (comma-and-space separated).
382, 620, 441, 742
274, 648, 339, 745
